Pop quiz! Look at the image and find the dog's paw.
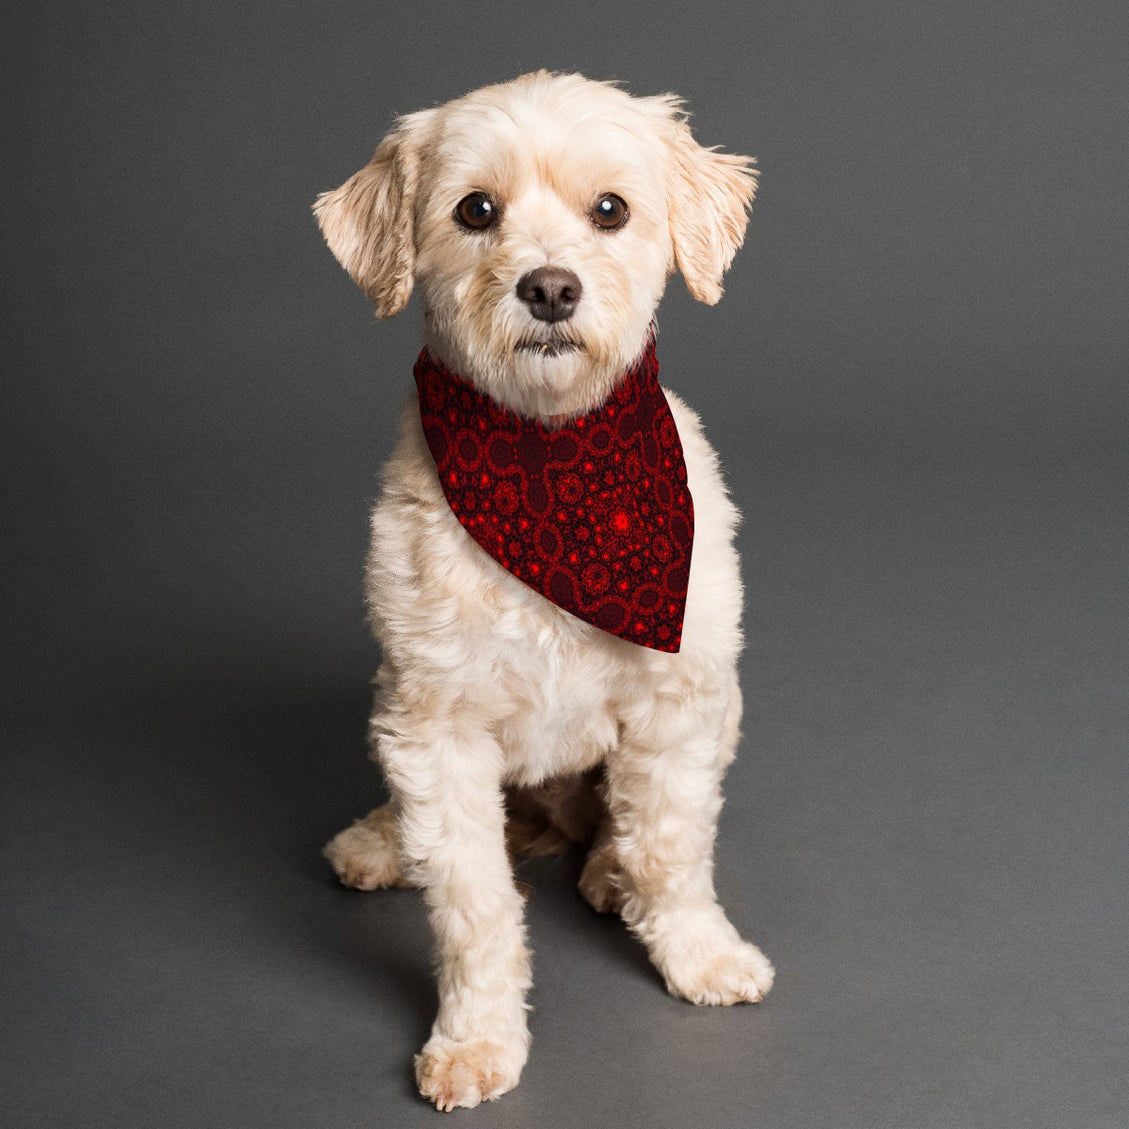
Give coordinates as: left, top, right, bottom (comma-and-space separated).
322, 805, 410, 891
578, 843, 625, 915
415, 1039, 524, 1111
661, 936, 775, 1006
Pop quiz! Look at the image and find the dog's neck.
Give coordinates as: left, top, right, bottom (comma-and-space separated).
413, 335, 694, 652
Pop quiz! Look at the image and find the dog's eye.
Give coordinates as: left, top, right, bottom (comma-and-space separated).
590, 194, 629, 231
455, 193, 499, 231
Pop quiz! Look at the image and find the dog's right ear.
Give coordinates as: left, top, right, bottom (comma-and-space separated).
313, 111, 432, 319
665, 117, 758, 306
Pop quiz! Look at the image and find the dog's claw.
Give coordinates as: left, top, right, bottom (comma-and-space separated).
662, 938, 775, 1006
416, 1040, 523, 1111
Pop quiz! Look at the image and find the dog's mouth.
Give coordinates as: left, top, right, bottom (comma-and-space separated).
515, 337, 585, 358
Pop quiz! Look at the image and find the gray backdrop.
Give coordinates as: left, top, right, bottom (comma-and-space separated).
4, 2, 1127, 1127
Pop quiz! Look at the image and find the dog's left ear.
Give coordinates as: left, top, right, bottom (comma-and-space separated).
666, 120, 758, 305
313, 110, 433, 318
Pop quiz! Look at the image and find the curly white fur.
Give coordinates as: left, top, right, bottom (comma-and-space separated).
315, 71, 773, 1111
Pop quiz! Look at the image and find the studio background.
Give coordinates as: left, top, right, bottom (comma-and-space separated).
3, 2, 1126, 1127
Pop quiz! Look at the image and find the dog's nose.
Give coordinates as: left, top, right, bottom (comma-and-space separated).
516, 267, 582, 323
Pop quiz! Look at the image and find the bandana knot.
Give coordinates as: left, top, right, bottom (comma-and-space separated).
415, 339, 693, 652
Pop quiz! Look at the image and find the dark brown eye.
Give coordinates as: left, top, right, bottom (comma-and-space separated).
590, 193, 628, 230
455, 192, 498, 231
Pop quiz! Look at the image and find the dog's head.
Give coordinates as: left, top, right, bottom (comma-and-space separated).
315, 71, 757, 419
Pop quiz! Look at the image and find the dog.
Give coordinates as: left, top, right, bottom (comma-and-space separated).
314, 71, 773, 1111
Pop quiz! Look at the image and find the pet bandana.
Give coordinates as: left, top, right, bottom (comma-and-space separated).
414, 338, 694, 652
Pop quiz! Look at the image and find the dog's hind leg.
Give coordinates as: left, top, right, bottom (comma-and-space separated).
323, 802, 412, 891
605, 674, 775, 1005
578, 818, 626, 915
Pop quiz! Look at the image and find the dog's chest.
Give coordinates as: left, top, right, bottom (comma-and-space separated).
371, 417, 676, 784
493, 654, 621, 785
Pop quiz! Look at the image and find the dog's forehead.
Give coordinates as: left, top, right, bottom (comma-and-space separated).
422, 78, 670, 199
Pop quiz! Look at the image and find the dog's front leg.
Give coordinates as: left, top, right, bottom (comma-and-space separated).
607, 678, 775, 1006
380, 715, 531, 1110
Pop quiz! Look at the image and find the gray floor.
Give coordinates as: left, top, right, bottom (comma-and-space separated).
5, 433, 1127, 1128
4, 2, 1127, 1126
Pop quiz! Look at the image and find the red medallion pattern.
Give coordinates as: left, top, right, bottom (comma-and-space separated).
415, 339, 694, 652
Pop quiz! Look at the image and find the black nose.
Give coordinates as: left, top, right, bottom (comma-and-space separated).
516, 266, 582, 323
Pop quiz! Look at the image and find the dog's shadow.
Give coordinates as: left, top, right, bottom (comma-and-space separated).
514, 850, 658, 996
165, 653, 658, 1065
161, 655, 430, 1040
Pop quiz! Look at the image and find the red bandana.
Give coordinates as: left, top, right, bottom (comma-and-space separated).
414, 339, 694, 652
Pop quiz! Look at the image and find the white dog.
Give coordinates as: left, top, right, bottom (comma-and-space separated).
315, 71, 773, 1111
